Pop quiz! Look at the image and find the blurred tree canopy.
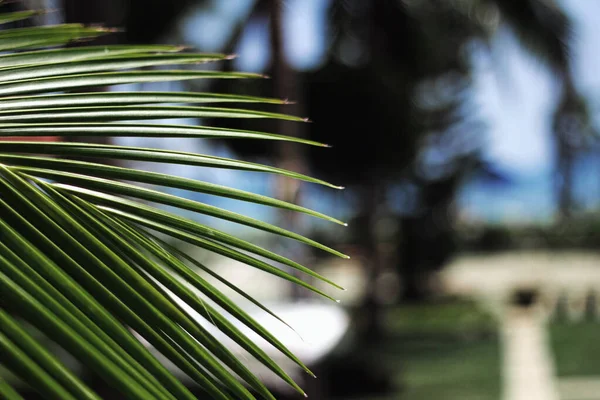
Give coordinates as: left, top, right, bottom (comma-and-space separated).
209, 0, 595, 301
62, 0, 198, 43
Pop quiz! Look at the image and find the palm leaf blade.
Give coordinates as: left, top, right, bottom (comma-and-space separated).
0, 10, 43, 25
0, 11, 345, 400
0, 222, 197, 400
0, 327, 79, 400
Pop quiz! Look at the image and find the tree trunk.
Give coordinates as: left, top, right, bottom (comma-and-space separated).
556, 143, 574, 220
398, 176, 459, 303
268, 0, 311, 300
553, 79, 581, 221
356, 182, 387, 339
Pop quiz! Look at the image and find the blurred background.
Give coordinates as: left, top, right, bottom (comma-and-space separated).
4, 0, 600, 399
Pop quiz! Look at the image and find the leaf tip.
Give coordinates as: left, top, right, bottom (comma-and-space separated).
302, 117, 312, 123
225, 53, 238, 60
283, 98, 297, 105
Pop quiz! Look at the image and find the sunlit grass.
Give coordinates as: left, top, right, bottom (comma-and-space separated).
356, 301, 500, 400
550, 320, 600, 377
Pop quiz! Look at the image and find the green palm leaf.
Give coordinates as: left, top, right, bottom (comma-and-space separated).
0, 10, 344, 400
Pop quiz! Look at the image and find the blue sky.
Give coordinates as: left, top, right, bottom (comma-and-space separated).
476, 0, 600, 176
460, 1, 600, 222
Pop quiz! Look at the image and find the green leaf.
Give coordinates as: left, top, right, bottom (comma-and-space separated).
0, 148, 340, 194
146, 231, 305, 346
0, 45, 185, 69
0, 194, 234, 400
0, 105, 307, 123
0, 169, 251, 399
0, 91, 289, 111
0, 177, 190, 400
0, 13, 346, 400
0, 222, 197, 400
0, 377, 24, 400
0, 53, 232, 82
5, 161, 345, 258
86, 205, 312, 385
0, 10, 44, 25
0, 122, 328, 146
0, 24, 111, 40
37, 183, 277, 400
0, 70, 263, 97
0, 25, 115, 51
0, 310, 101, 400
10, 168, 260, 399
0, 272, 161, 400
7, 163, 345, 223
44, 175, 343, 282
120, 229, 317, 387
97, 205, 340, 302
52, 183, 345, 287
0, 330, 78, 400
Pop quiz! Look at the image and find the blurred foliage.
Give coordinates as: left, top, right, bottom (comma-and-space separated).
207, 0, 597, 302
458, 215, 600, 252
215, 0, 487, 185
79, 0, 597, 303
41, 0, 599, 306
63, 0, 199, 43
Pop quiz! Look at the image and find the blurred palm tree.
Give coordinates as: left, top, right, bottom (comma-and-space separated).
488, 0, 595, 220
205, 0, 594, 312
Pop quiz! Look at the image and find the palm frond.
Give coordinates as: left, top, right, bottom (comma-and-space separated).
0, 12, 344, 400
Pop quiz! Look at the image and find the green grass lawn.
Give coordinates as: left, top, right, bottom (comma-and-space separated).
354, 301, 501, 400
550, 320, 600, 377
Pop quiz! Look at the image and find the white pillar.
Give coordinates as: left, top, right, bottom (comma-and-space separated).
502, 308, 559, 400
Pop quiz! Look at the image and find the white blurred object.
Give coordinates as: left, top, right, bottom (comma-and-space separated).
440, 251, 600, 319
502, 309, 559, 400
440, 251, 600, 400
134, 300, 349, 392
